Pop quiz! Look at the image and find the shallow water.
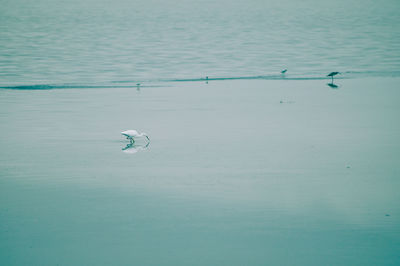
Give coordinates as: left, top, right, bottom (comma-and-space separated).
1, 0, 400, 264
1, 0, 400, 86
1, 78, 400, 265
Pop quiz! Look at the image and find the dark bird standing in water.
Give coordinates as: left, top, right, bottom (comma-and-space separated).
281, 69, 287, 74
327, 72, 340, 83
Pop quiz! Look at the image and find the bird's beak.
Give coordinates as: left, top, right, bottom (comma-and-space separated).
146, 135, 150, 142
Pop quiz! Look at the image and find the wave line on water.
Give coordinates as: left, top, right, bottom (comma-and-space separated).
1, 70, 399, 90
0, 84, 161, 90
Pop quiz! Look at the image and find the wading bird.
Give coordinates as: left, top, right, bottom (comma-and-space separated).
121, 130, 150, 144
327, 72, 340, 83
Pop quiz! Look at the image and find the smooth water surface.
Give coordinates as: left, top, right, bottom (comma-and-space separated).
1, 0, 400, 264
1, 78, 400, 265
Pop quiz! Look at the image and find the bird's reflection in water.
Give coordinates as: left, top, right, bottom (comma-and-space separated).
122, 142, 149, 154
327, 83, 339, 89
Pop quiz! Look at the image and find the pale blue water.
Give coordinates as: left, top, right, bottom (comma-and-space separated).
1, 0, 400, 265
1, 77, 400, 265
1, 0, 400, 87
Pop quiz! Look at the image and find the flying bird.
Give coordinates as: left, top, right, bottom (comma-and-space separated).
121, 130, 150, 143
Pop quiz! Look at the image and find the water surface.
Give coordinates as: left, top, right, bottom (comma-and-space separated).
1, 78, 399, 265
1, 0, 400, 86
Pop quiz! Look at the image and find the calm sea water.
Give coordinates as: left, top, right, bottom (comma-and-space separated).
1, 0, 400, 265
1, 0, 400, 86
1, 78, 400, 265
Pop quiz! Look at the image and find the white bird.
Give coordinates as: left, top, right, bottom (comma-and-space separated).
121, 130, 150, 143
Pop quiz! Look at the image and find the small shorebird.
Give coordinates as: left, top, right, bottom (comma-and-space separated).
121, 130, 150, 143
281, 69, 287, 74
327, 72, 340, 83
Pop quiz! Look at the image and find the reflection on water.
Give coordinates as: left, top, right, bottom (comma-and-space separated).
122, 142, 149, 154
327, 82, 339, 89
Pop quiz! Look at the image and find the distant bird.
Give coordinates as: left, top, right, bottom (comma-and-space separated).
281, 69, 287, 74
121, 130, 150, 143
327, 72, 340, 83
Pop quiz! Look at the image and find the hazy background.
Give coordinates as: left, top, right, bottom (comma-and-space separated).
1, 0, 400, 86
